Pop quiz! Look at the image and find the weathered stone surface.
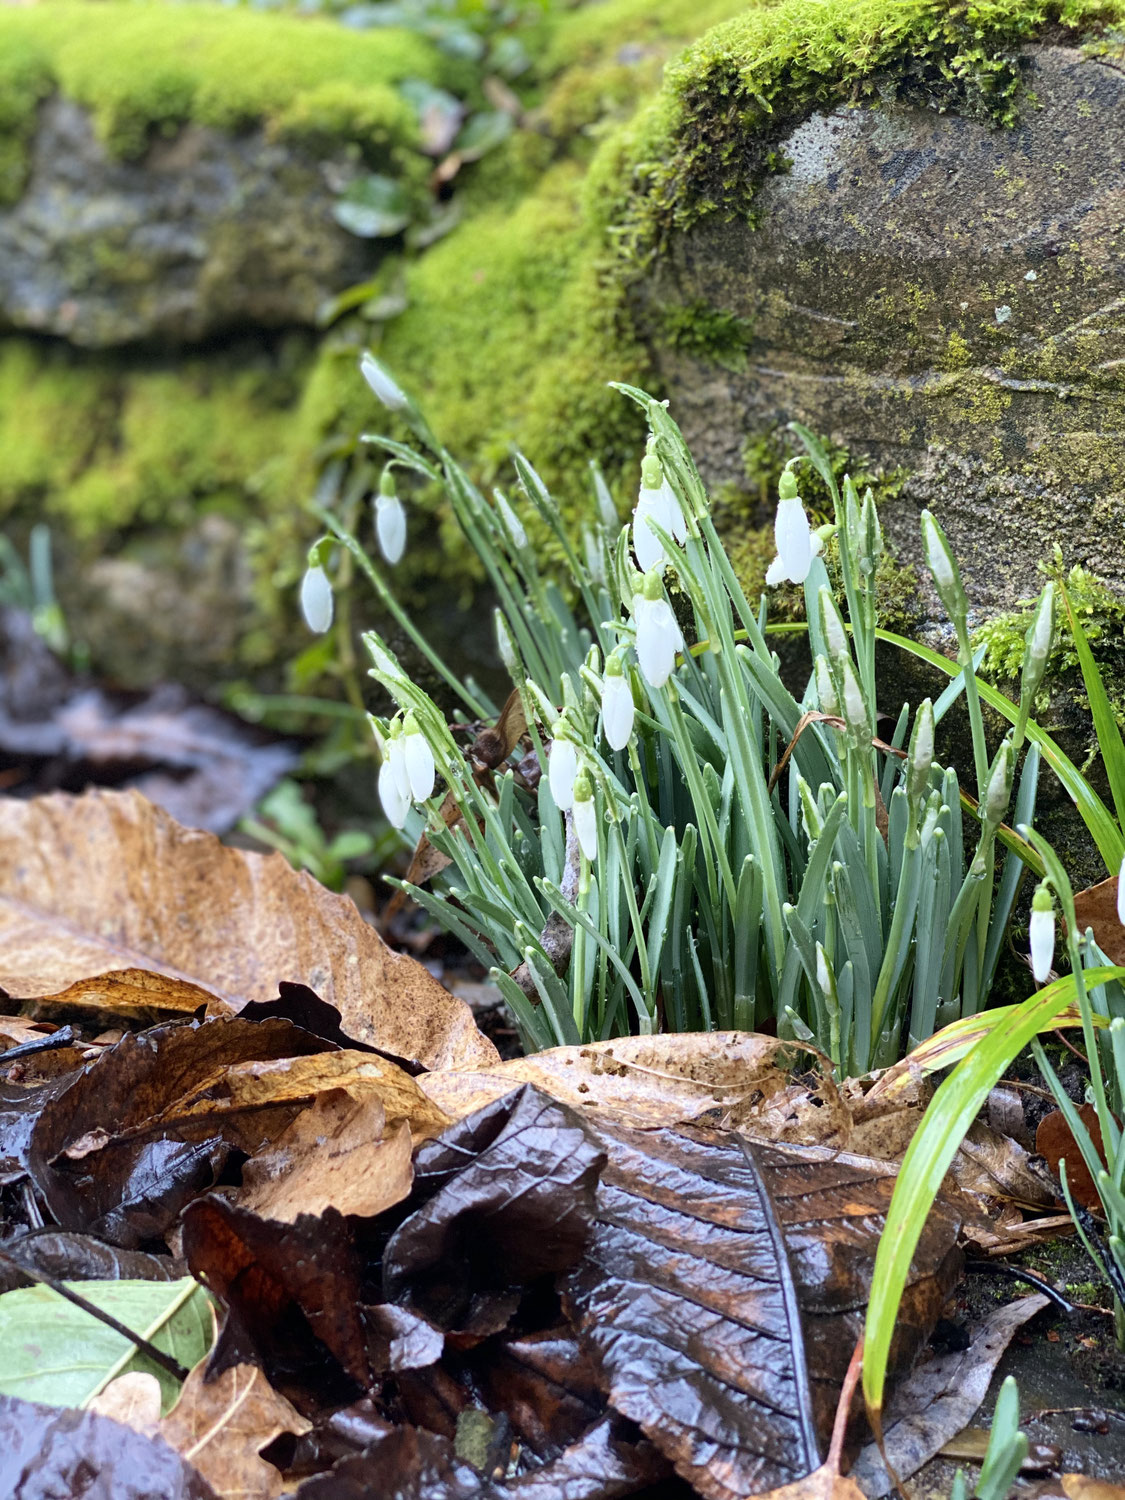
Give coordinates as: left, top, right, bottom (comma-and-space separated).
0, 99, 373, 347
643, 44, 1125, 620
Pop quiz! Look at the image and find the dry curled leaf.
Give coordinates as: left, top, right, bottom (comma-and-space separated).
158, 1361, 310, 1500
1074, 876, 1125, 965
0, 787, 497, 1071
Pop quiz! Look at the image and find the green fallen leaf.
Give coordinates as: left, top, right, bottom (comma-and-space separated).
333, 174, 413, 238
0, 1276, 213, 1413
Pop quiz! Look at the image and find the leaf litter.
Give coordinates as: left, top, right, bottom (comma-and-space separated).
0, 786, 1099, 1497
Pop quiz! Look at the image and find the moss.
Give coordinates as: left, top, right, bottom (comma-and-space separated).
0, 1, 445, 178
659, 300, 754, 371
974, 562, 1125, 729
597, 0, 1125, 268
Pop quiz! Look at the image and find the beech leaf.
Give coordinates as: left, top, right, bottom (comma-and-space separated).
0, 788, 497, 1071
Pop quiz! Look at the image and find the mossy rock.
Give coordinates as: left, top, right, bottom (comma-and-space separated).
613, 3, 1125, 628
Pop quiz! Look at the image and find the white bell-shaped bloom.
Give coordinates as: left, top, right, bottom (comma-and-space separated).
376, 493, 407, 565
548, 734, 579, 811
634, 574, 683, 690
378, 734, 411, 829
360, 351, 408, 412
601, 664, 635, 751
1029, 882, 1055, 983
401, 713, 435, 802
572, 771, 598, 862
300, 564, 333, 634
1118, 852, 1125, 926
766, 468, 822, 587
632, 451, 683, 572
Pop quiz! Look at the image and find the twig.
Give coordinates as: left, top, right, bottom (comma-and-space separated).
0, 1248, 190, 1381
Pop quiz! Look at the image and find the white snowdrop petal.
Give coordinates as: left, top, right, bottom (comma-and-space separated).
1118, 853, 1125, 926
774, 496, 813, 584
632, 489, 666, 573
376, 494, 407, 565
659, 477, 687, 543
1029, 906, 1055, 983
300, 566, 333, 634
602, 674, 635, 751
403, 731, 435, 802
765, 555, 787, 587
360, 353, 408, 412
389, 737, 411, 799
379, 757, 410, 829
574, 795, 599, 861
636, 597, 681, 689
548, 738, 578, 811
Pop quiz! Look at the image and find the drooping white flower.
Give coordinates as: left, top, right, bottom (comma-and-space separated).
601, 658, 635, 751
360, 351, 408, 412
548, 734, 579, 811
572, 771, 598, 861
1118, 852, 1125, 926
401, 712, 435, 802
1030, 882, 1055, 983
632, 450, 683, 572
300, 564, 333, 634
376, 493, 407, 565
378, 729, 411, 829
634, 572, 684, 690
766, 467, 819, 586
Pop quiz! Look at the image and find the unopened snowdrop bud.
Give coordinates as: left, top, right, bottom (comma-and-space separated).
401, 712, 436, 803
1020, 582, 1055, 703
360, 351, 408, 413
495, 491, 527, 552
1030, 881, 1055, 983
375, 472, 407, 565
818, 587, 849, 664
548, 731, 579, 812
582, 527, 606, 587
907, 698, 935, 806
814, 655, 840, 719
634, 570, 684, 690
572, 771, 598, 861
982, 737, 1015, 830
601, 653, 635, 751
838, 656, 870, 741
920, 510, 967, 624
859, 488, 883, 577
300, 561, 333, 634
768, 464, 815, 586
378, 723, 411, 830
1118, 851, 1125, 926
495, 610, 520, 676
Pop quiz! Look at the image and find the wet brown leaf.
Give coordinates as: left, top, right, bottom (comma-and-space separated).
87, 1371, 163, 1430
0, 787, 497, 1071
1074, 875, 1125, 965
239, 1097, 416, 1222
158, 1361, 311, 1500
849, 1294, 1049, 1496
564, 1122, 963, 1500
1036, 1104, 1114, 1210
0, 1391, 218, 1499
1025, 1480, 1125, 1500
420, 1032, 796, 1128
27, 969, 226, 1027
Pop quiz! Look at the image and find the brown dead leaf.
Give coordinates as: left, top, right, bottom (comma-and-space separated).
1036, 1104, 1114, 1209
239, 1094, 415, 1222
1024, 1480, 1125, 1500
87, 1371, 163, 1431
0, 787, 497, 1071
419, 1032, 798, 1127
158, 1361, 310, 1500
746, 1466, 865, 1500
29, 969, 230, 1026
166, 1049, 450, 1141
1074, 875, 1125, 964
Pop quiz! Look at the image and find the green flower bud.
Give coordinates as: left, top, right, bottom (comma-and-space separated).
907, 698, 935, 806
1019, 581, 1055, 705
920, 509, 967, 624
778, 464, 800, 502
982, 737, 1015, 829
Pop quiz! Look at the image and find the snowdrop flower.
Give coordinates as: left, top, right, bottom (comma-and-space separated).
1030, 881, 1055, 983
401, 712, 435, 803
632, 449, 685, 572
572, 771, 598, 861
300, 562, 333, 634
378, 723, 411, 830
634, 570, 684, 690
766, 466, 820, 586
601, 653, 635, 751
375, 472, 406, 565
1118, 851, 1125, 926
360, 351, 408, 413
548, 732, 579, 811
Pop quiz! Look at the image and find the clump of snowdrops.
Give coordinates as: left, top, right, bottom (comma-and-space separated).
300, 356, 1057, 1070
